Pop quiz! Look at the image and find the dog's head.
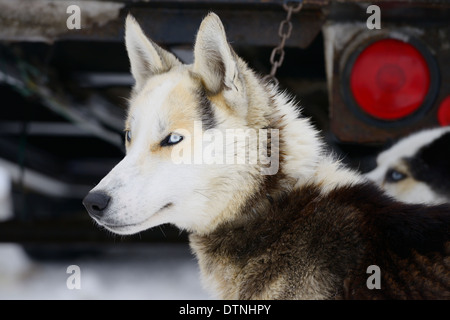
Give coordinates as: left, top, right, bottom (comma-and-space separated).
83, 13, 277, 235
365, 127, 450, 204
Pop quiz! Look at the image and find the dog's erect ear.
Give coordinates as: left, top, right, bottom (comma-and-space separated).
125, 15, 181, 91
193, 13, 245, 97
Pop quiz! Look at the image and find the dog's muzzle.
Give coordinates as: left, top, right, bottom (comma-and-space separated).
83, 191, 111, 220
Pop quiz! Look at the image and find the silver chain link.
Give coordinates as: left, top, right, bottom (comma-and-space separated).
263, 1, 304, 85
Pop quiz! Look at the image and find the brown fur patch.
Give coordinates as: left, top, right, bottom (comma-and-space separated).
191, 181, 450, 299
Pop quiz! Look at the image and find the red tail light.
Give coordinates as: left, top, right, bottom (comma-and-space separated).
349, 39, 432, 121
438, 96, 450, 126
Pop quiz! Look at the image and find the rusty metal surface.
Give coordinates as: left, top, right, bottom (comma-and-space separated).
61, 8, 325, 48
0, 0, 327, 45
1, 0, 448, 44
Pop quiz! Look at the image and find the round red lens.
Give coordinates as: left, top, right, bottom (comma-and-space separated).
350, 39, 431, 121
438, 96, 450, 126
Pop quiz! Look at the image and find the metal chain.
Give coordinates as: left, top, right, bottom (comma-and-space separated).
263, 1, 304, 85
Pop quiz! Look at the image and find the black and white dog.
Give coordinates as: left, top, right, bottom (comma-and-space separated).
366, 127, 450, 204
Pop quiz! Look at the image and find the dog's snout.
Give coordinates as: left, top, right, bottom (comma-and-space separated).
83, 192, 111, 219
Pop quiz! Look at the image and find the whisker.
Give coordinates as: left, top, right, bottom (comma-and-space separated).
194, 189, 212, 200
158, 225, 167, 238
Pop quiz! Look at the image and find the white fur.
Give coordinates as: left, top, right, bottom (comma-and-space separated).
268, 88, 363, 192
125, 15, 180, 91
383, 180, 447, 205
90, 76, 200, 233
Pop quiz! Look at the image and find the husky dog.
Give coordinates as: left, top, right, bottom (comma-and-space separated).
366, 127, 450, 205
83, 13, 450, 299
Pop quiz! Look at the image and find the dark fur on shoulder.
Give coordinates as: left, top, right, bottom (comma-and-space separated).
336, 183, 449, 299
191, 182, 450, 299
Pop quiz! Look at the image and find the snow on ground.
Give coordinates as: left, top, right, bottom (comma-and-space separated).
0, 243, 211, 300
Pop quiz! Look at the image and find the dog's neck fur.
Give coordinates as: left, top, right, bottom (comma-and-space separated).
189, 61, 366, 298
192, 58, 363, 236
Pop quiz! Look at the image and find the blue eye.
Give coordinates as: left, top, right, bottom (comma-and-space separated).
169, 133, 183, 144
385, 169, 407, 183
161, 133, 183, 147
125, 130, 131, 143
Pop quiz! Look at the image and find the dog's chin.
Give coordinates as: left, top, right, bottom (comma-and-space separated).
95, 216, 161, 235
101, 222, 148, 235
93, 202, 175, 235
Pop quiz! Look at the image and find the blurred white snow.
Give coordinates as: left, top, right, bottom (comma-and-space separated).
0, 243, 211, 300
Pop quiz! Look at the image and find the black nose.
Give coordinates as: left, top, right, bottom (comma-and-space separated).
83, 192, 111, 219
